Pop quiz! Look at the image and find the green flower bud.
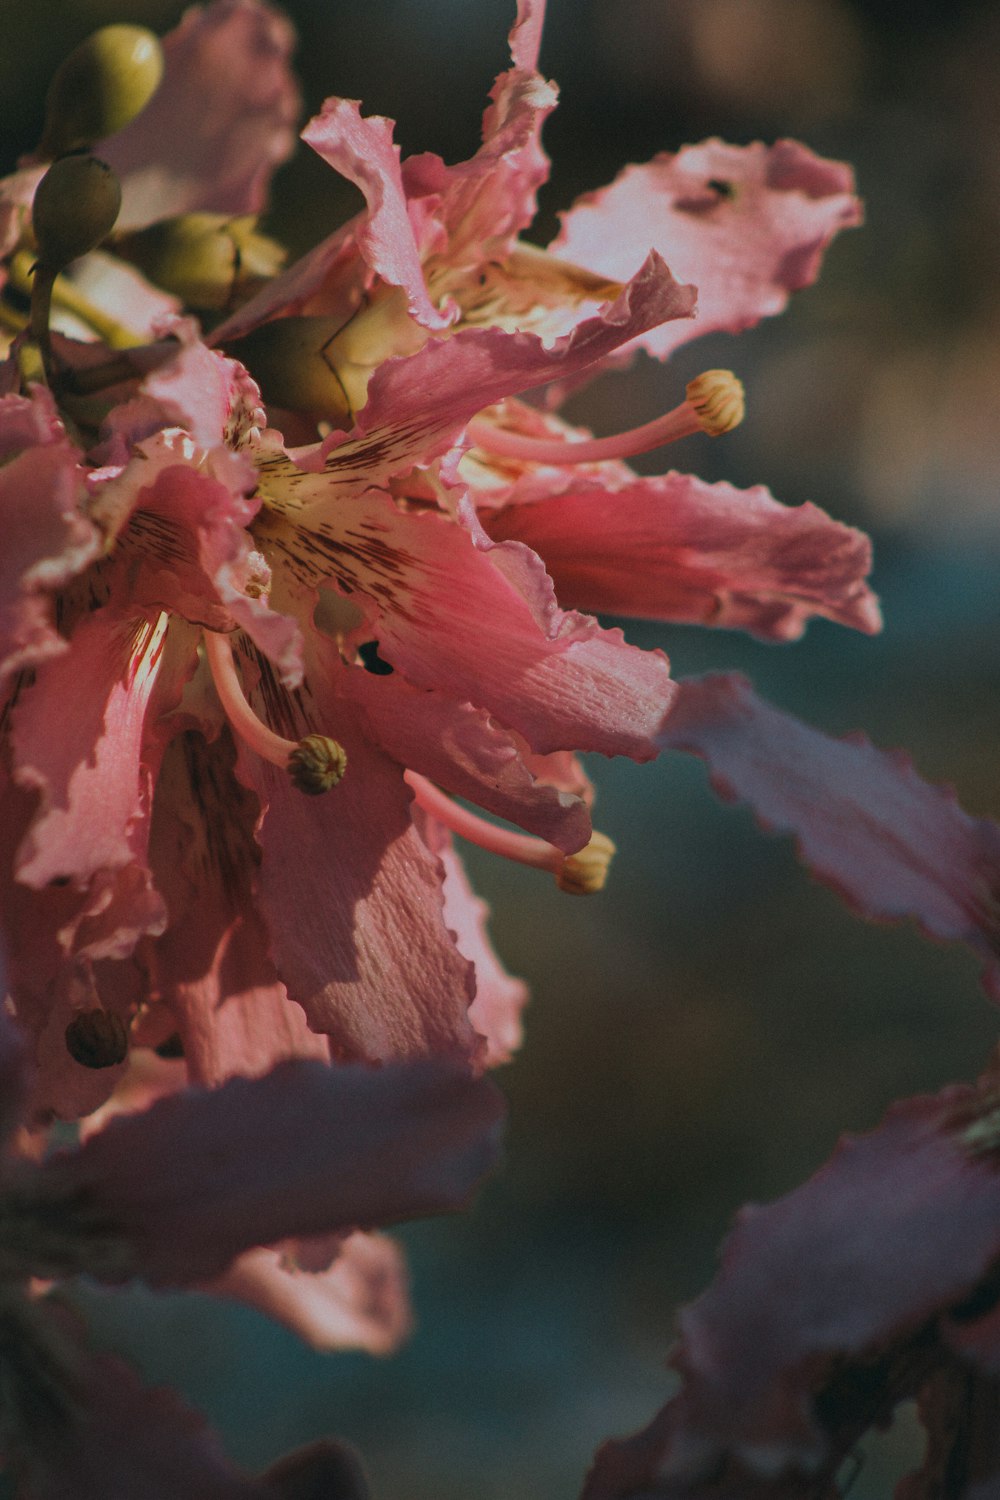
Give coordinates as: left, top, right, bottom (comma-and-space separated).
223, 315, 354, 422
32, 154, 122, 270
115, 213, 286, 311
39, 25, 164, 159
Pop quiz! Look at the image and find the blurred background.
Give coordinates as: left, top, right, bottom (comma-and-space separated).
4, 0, 1000, 1494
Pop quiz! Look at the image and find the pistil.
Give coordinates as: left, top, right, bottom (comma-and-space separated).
467, 369, 744, 466
202, 630, 347, 794
404, 771, 615, 894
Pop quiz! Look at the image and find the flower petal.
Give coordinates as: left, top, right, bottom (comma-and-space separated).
39, 1056, 504, 1285
11, 612, 169, 891
554, 139, 861, 360
258, 253, 694, 496
0, 388, 99, 685
207, 1232, 412, 1354
583, 1073, 1000, 1494
95, 429, 303, 684
302, 100, 449, 331
484, 470, 881, 641
148, 730, 328, 1087
101, 0, 300, 231
264, 491, 675, 760
232, 636, 480, 1063
401, 0, 558, 263
428, 822, 529, 1067
7, 1315, 272, 1500
337, 655, 590, 851
659, 674, 1000, 997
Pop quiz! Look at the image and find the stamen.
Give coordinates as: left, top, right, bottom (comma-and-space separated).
202, 630, 347, 794
466, 370, 744, 466
404, 770, 615, 894
555, 831, 616, 895
288, 734, 347, 796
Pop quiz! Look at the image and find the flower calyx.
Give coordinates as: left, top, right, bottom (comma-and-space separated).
113, 214, 287, 313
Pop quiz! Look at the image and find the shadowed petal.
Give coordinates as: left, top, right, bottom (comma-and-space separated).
7, 1331, 271, 1500
38, 1057, 504, 1285
659, 674, 1000, 998
582, 1073, 1000, 1497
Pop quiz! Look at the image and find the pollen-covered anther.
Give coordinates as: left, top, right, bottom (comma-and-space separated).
685, 369, 745, 436
287, 734, 348, 796
555, 831, 617, 895
64, 1009, 129, 1069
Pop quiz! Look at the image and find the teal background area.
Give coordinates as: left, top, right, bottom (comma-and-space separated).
4, 1, 1000, 1494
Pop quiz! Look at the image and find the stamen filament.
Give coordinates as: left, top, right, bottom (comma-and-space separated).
467, 369, 744, 466
404, 770, 563, 874
203, 628, 297, 769
202, 630, 347, 794
404, 771, 616, 893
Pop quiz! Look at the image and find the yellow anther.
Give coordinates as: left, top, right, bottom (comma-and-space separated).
287, 734, 348, 796
556, 831, 616, 895
685, 370, 745, 436
64, 1010, 129, 1069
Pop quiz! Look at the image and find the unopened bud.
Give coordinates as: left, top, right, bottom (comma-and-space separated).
64, 1010, 128, 1069
32, 154, 122, 270
222, 316, 353, 422
115, 213, 286, 311
39, 25, 164, 159
556, 831, 616, 895
288, 734, 348, 795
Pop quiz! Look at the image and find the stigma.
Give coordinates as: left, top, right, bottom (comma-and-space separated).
466, 370, 744, 466
405, 771, 616, 894
202, 630, 347, 794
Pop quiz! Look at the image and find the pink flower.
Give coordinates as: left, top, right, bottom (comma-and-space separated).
0, 0, 878, 1134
